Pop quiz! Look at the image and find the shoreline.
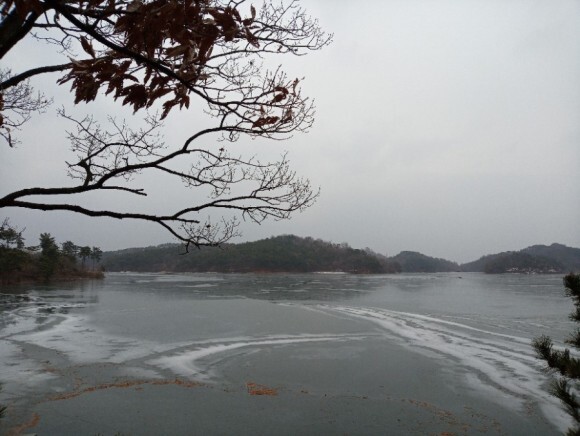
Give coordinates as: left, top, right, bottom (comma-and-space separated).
0, 271, 104, 286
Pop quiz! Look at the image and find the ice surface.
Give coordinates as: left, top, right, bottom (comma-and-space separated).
0, 340, 57, 400
324, 305, 573, 432
0, 273, 572, 434
149, 334, 366, 381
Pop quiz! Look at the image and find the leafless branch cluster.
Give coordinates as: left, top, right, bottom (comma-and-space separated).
0, 69, 51, 146
0, 0, 330, 247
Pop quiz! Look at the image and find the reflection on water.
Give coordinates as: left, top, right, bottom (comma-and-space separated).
0, 272, 574, 435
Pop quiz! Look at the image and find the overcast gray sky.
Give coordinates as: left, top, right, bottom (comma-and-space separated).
1, 0, 579, 263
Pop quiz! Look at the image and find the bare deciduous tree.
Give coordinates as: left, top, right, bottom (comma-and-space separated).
0, 0, 331, 249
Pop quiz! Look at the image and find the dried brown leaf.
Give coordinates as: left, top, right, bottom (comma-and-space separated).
80, 37, 95, 58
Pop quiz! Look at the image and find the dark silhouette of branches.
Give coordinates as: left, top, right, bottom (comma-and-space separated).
0, 69, 51, 146
0, 0, 331, 248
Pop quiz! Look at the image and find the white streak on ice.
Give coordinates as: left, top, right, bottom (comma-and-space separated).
324, 305, 572, 433
149, 334, 364, 381
7, 309, 185, 364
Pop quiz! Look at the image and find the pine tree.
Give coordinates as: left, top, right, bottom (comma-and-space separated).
90, 247, 102, 270
533, 273, 580, 435
39, 233, 60, 280
79, 246, 92, 269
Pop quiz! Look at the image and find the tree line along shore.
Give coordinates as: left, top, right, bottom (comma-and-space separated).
0, 219, 104, 284
3, 219, 578, 281
101, 235, 580, 275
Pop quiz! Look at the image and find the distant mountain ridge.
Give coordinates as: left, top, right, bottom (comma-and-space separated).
102, 236, 580, 274
103, 235, 401, 274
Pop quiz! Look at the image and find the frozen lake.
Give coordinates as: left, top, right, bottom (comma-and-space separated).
0, 272, 574, 434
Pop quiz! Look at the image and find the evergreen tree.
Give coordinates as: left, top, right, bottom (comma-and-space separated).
0, 219, 27, 279
0, 218, 24, 249
533, 273, 580, 435
79, 246, 91, 268
39, 233, 59, 279
90, 247, 103, 270
0, 219, 104, 282
61, 241, 78, 261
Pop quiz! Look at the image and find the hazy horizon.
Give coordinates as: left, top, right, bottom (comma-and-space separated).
97, 232, 577, 265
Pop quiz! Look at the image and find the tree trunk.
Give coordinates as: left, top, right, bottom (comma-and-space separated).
0, 8, 42, 60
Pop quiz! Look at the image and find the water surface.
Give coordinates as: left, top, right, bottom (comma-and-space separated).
0, 272, 573, 435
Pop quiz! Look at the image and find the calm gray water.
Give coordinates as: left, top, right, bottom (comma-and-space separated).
0, 272, 574, 435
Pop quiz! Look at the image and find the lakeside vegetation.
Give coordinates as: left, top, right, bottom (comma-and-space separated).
0, 219, 104, 284
3, 217, 577, 277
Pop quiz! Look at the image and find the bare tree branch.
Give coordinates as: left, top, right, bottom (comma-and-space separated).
0, 63, 71, 89
0, 0, 330, 247
0, 69, 52, 147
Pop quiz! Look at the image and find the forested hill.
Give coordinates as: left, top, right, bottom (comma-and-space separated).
102, 235, 401, 274
521, 244, 580, 272
390, 251, 460, 273
102, 237, 580, 274
460, 244, 580, 274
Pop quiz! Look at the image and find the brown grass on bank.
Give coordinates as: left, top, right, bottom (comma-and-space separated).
246, 382, 278, 396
